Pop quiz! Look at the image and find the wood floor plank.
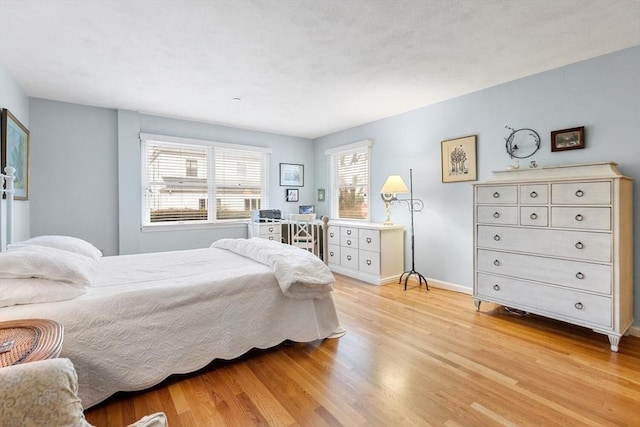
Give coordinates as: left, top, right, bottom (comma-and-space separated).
85, 274, 640, 426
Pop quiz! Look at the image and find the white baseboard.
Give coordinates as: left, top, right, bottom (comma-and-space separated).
424, 277, 472, 295
628, 326, 640, 338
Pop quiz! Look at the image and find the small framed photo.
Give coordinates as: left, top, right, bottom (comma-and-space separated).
551, 126, 585, 152
1, 109, 30, 200
279, 163, 304, 187
317, 188, 325, 202
285, 188, 299, 202
441, 135, 477, 183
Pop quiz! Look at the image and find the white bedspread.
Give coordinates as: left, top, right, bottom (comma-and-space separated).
211, 237, 335, 299
0, 245, 342, 408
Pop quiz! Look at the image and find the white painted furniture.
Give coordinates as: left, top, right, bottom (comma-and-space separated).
328, 221, 404, 285
473, 162, 633, 351
248, 219, 282, 242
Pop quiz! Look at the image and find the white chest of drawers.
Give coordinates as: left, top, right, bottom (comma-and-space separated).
473, 162, 633, 351
327, 221, 404, 285
247, 220, 282, 242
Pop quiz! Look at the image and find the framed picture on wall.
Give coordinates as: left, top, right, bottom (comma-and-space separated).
279, 163, 304, 187
285, 188, 299, 202
1, 109, 30, 200
441, 135, 477, 183
551, 126, 585, 152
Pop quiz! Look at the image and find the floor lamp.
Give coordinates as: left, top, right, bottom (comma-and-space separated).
380, 169, 429, 291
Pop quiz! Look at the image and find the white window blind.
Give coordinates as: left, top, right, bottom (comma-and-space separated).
326, 140, 371, 220
141, 135, 269, 226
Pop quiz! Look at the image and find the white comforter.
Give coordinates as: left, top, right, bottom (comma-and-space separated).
0, 243, 342, 408
211, 237, 335, 298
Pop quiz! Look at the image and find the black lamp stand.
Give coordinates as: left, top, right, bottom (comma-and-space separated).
398, 169, 429, 291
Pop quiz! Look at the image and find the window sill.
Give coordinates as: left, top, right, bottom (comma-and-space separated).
141, 221, 249, 233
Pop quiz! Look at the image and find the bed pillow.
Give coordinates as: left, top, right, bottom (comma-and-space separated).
0, 278, 87, 308
0, 245, 97, 285
8, 235, 103, 260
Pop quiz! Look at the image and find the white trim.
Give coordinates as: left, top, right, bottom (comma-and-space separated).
425, 277, 473, 294
629, 326, 640, 338
140, 133, 273, 153
141, 221, 248, 232
324, 139, 371, 156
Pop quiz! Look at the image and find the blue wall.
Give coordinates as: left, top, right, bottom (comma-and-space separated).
314, 46, 640, 323
21, 46, 640, 326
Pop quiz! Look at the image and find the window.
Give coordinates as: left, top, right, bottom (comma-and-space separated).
326, 140, 371, 221
141, 134, 270, 227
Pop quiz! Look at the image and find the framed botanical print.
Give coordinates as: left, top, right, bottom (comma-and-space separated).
441, 135, 477, 183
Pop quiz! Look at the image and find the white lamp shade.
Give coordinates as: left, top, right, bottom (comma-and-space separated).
380, 175, 409, 194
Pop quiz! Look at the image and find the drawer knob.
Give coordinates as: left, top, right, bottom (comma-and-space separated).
330, 251, 334, 257
268, 227, 273, 232
366, 237, 372, 243
347, 240, 352, 246
347, 230, 352, 235
493, 212, 500, 218
268, 236, 273, 240
366, 260, 372, 266
493, 259, 500, 266
330, 232, 334, 237
574, 302, 584, 310
347, 255, 352, 261
530, 213, 538, 220
575, 272, 584, 279
575, 189, 584, 197
493, 192, 500, 198
530, 191, 538, 198
493, 284, 500, 291
575, 241, 584, 249
575, 214, 584, 222
493, 235, 501, 241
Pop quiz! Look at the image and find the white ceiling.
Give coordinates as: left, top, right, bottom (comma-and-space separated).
1, 1, 638, 139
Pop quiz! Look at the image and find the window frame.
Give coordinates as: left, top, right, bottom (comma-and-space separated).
325, 139, 372, 222
140, 133, 271, 230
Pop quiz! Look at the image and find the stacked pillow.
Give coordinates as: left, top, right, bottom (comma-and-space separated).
0, 235, 102, 307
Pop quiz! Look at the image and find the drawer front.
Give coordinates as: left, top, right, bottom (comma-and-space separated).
341, 247, 359, 269
477, 206, 518, 225
359, 249, 380, 274
520, 184, 548, 204
359, 228, 381, 252
476, 273, 612, 327
476, 185, 518, 204
551, 182, 611, 205
261, 224, 281, 235
328, 228, 341, 245
327, 244, 341, 265
341, 227, 358, 238
341, 235, 359, 249
477, 225, 611, 262
520, 207, 548, 227
551, 207, 611, 231
477, 249, 612, 294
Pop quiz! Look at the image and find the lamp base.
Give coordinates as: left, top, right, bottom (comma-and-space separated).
399, 269, 429, 291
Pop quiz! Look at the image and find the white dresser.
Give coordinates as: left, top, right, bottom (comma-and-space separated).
327, 221, 404, 285
473, 162, 633, 351
247, 220, 282, 242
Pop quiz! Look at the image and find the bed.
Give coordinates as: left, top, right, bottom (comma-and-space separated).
0, 168, 344, 408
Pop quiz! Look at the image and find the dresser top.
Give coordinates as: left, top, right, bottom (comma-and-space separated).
484, 162, 630, 183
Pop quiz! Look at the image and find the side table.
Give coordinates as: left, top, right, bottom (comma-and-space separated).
0, 319, 64, 367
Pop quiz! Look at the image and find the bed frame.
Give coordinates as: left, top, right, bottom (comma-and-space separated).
0, 166, 15, 252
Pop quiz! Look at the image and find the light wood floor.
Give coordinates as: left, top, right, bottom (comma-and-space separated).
85, 274, 640, 426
